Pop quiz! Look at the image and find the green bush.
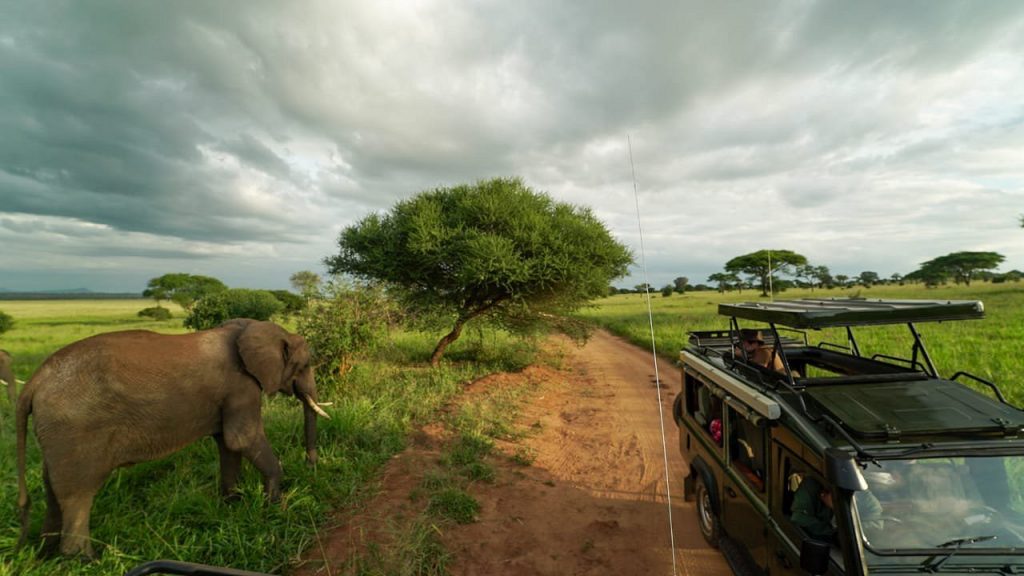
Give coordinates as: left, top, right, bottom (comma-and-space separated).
270, 289, 306, 315
137, 306, 173, 320
0, 310, 13, 335
184, 289, 284, 330
297, 280, 398, 376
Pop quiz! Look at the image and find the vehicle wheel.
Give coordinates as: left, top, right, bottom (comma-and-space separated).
695, 474, 721, 548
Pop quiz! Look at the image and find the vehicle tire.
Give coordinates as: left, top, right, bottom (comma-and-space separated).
695, 473, 721, 548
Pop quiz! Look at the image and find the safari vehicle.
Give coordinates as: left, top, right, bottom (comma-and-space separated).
672, 298, 1024, 576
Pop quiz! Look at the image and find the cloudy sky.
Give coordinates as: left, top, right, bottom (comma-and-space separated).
2, 1, 1023, 293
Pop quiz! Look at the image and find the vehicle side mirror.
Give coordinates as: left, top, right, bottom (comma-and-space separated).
800, 538, 831, 575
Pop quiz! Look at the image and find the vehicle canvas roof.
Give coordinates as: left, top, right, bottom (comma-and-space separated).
718, 298, 985, 329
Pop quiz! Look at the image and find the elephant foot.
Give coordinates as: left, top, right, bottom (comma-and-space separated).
221, 491, 242, 503
39, 534, 61, 559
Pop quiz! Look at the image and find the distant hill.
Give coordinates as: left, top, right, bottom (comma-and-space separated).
0, 288, 141, 300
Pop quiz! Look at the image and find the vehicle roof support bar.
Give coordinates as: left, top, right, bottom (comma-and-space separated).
907, 323, 939, 378
845, 326, 861, 357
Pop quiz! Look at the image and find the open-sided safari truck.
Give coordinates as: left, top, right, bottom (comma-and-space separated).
672, 298, 1024, 576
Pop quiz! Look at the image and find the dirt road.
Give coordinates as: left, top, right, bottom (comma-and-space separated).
298, 330, 732, 575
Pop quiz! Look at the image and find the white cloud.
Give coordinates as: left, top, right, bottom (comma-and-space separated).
1, 0, 1023, 292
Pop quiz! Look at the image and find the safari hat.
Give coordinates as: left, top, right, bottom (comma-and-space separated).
738, 328, 765, 344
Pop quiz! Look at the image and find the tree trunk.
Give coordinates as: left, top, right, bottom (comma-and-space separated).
430, 317, 467, 366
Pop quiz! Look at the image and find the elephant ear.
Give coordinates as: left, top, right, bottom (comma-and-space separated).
237, 321, 289, 395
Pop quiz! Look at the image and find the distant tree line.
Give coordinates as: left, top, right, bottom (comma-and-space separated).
611, 250, 1017, 296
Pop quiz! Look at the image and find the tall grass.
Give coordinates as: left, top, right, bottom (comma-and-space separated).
577, 282, 1024, 405
0, 300, 538, 575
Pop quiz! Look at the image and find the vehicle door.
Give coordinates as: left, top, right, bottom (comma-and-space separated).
768, 447, 844, 576
722, 405, 769, 570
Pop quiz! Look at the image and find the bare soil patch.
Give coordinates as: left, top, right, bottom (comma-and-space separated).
295, 330, 731, 576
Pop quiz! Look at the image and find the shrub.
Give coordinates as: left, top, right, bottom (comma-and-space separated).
270, 290, 306, 315
0, 311, 13, 335
185, 289, 284, 330
297, 280, 398, 377
137, 307, 173, 320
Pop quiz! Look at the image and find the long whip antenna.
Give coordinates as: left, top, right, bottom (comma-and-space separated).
628, 134, 679, 576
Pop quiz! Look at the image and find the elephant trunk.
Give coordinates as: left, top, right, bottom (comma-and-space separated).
295, 368, 328, 467
302, 401, 318, 466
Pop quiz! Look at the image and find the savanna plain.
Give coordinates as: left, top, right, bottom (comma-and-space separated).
1, 283, 1022, 575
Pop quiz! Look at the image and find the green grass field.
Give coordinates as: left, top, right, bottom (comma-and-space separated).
0, 300, 542, 575
1, 284, 1022, 574
577, 282, 1024, 405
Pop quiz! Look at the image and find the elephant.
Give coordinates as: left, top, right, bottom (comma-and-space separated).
16, 319, 330, 558
1, 349, 16, 405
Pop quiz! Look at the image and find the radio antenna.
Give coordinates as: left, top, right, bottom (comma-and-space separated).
628, 134, 679, 576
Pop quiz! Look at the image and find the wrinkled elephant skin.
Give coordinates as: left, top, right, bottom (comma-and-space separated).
15, 320, 326, 558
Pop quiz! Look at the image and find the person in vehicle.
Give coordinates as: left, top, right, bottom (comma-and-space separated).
791, 476, 837, 542
735, 328, 785, 372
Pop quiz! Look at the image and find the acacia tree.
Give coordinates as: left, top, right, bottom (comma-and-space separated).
858, 271, 880, 287
673, 276, 689, 293
289, 270, 322, 296
918, 251, 1005, 286
325, 177, 633, 366
143, 273, 227, 311
724, 250, 808, 296
707, 272, 739, 293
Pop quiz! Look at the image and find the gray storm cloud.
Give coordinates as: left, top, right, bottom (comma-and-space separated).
0, 0, 1022, 291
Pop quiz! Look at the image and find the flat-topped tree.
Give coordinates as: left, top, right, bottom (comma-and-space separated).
325, 177, 633, 366
143, 273, 227, 311
918, 251, 1005, 286
725, 250, 808, 296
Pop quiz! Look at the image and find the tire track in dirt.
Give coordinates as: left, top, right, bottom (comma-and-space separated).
442, 330, 731, 575
295, 330, 732, 576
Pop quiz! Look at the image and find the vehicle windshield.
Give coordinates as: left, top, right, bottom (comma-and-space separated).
857, 455, 1024, 565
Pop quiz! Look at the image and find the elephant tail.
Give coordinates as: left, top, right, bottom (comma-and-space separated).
15, 385, 32, 548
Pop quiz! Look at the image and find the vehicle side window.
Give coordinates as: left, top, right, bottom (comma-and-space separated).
686, 377, 723, 446
728, 406, 765, 492
779, 452, 815, 540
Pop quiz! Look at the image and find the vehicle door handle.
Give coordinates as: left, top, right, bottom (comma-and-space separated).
775, 549, 792, 569
726, 487, 737, 498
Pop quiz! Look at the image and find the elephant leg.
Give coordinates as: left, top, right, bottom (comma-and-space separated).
238, 435, 283, 502
40, 466, 63, 557
214, 434, 243, 499
223, 396, 283, 502
58, 492, 98, 559
46, 460, 107, 559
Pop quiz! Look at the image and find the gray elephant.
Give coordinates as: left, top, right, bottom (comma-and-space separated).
16, 319, 330, 558
1, 349, 16, 405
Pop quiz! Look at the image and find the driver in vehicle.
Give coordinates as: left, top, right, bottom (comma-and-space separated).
791, 476, 837, 542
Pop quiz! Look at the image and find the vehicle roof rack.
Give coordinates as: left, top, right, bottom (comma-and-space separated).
718, 298, 984, 329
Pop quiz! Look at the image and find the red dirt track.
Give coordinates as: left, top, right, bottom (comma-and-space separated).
297, 330, 732, 576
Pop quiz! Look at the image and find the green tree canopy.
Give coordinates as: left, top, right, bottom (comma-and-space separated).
289, 270, 322, 296
858, 271, 880, 287
917, 251, 1005, 286
707, 272, 739, 293
143, 273, 228, 311
673, 276, 689, 293
184, 288, 284, 330
325, 177, 634, 365
724, 250, 808, 296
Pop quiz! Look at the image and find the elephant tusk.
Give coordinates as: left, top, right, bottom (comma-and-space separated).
303, 394, 331, 419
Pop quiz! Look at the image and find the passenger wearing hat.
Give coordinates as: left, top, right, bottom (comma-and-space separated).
734, 328, 785, 372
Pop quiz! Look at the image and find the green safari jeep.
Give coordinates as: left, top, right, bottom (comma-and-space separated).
672, 298, 1024, 576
